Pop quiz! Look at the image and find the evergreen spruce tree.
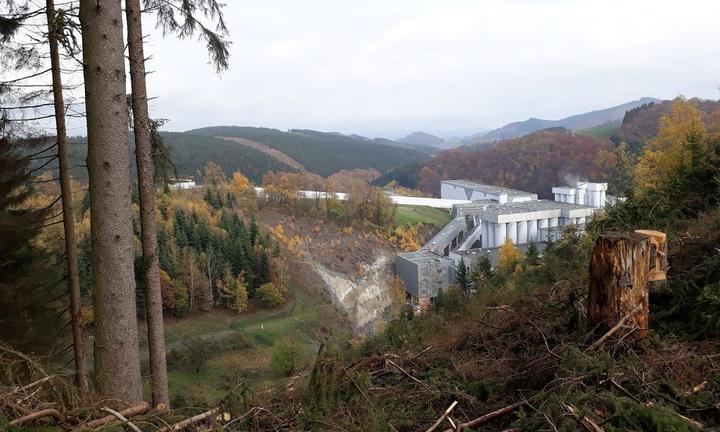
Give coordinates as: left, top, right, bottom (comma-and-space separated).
250, 215, 259, 246
80, 0, 142, 402
470, 254, 493, 289
126, 0, 169, 405
456, 259, 472, 294
525, 242, 541, 266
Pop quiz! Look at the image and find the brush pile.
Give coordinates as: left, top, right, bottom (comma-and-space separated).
0, 342, 287, 431
283, 283, 720, 431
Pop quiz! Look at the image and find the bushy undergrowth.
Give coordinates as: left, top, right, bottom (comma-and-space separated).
284, 281, 720, 431
166, 333, 252, 372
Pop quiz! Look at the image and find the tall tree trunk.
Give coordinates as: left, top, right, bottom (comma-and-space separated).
45, 0, 89, 393
125, 0, 169, 407
79, 0, 142, 402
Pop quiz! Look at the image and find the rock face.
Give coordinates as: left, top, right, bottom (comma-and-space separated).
312, 251, 396, 334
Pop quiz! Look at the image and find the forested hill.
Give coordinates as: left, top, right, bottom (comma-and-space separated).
60, 127, 432, 184
186, 126, 431, 177
295, 129, 440, 153
376, 129, 620, 197
466, 97, 660, 146
62, 133, 298, 185
398, 131, 445, 151
422, 129, 618, 197
620, 97, 720, 153
162, 132, 297, 183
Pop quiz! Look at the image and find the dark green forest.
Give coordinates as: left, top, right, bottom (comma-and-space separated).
162, 132, 297, 183
62, 128, 431, 185
189, 126, 430, 176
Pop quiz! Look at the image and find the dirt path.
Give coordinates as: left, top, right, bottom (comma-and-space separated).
215, 136, 307, 171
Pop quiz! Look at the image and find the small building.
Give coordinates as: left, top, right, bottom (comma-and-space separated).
169, 177, 197, 190
440, 180, 538, 204
396, 250, 454, 301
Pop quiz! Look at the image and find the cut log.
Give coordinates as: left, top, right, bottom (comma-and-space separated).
442, 400, 527, 432
587, 232, 656, 339
8, 408, 65, 427
99, 407, 142, 432
163, 407, 220, 431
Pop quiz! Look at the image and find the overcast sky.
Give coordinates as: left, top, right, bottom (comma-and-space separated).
138, 0, 720, 138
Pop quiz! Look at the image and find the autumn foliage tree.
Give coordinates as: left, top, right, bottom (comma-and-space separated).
635, 99, 710, 196
498, 238, 524, 275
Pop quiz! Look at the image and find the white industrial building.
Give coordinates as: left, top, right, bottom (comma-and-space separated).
552, 182, 608, 208
441, 180, 538, 203
397, 179, 610, 301
169, 177, 197, 190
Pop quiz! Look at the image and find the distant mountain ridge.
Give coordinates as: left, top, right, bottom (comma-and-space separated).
467, 97, 661, 146
398, 131, 445, 149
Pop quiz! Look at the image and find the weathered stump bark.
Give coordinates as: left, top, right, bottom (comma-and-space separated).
587, 232, 651, 339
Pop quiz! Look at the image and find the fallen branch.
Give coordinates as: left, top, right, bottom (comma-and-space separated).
385, 358, 431, 391
411, 345, 433, 360
511, 308, 561, 359
8, 408, 65, 427
585, 305, 643, 352
85, 401, 151, 428
11, 375, 56, 394
645, 401, 704, 429
562, 403, 604, 432
674, 412, 704, 429
163, 407, 220, 431
99, 407, 142, 432
342, 365, 375, 409
442, 400, 527, 432
608, 378, 642, 404
425, 400, 457, 432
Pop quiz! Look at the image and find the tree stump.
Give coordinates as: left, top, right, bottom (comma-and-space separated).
587, 232, 652, 339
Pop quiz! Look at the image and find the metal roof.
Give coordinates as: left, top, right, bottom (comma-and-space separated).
398, 250, 453, 264
423, 216, 467, 254
441, 180, 536, 197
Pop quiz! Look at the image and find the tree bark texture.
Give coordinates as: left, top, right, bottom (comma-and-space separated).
125, 0, 170, 407
46, 0, 89, 393
587, 232, 651, 339
79, 0, 142, 402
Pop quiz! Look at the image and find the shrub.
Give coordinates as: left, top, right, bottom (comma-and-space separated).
436, 284, 465, 313
256, 282, 285, 307
271, 340, 300, 376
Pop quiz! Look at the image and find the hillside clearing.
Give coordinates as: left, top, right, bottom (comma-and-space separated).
215, 135, 307, 171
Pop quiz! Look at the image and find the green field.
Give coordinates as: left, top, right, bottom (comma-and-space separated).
139, 283, 346, 406
394, 205, 452, 227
